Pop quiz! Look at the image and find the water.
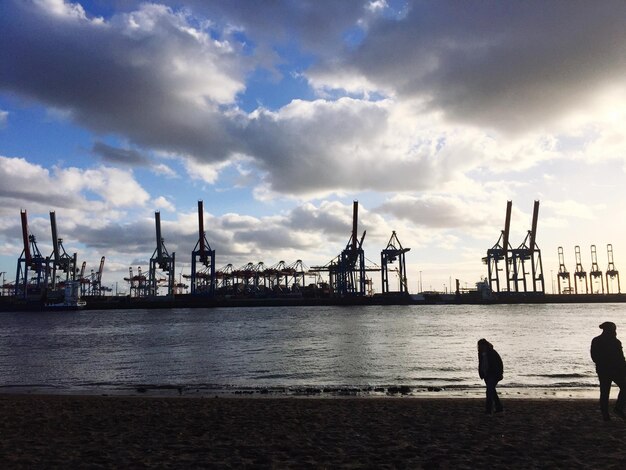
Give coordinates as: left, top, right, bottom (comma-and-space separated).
1, 303, 625, 397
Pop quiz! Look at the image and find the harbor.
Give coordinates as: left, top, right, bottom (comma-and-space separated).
0, 200, 623, 311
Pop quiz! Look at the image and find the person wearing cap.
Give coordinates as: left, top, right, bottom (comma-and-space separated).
590, 322, 626, 421
477, 338, 504, 414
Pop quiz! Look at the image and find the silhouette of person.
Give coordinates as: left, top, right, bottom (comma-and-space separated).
477, 338, 503, 414
590, 321, 626, 421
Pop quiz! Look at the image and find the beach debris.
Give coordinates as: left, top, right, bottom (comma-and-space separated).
387, 385, 412, 395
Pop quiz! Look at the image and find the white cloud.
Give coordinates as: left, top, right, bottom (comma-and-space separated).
33, 0, 91, 21
183, 158, 231, 184
0, 109, 7, 128
0, 156, 150, 210
151, 163, 178, 178
153, 196, 175, 211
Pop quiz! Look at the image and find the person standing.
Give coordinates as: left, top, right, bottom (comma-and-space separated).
477, 338, 504, 414
590, 321, 626, 421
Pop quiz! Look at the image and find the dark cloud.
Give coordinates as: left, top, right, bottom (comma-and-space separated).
180, 0, 370, 56
92, 141, 150, 166
0, 1, 485, 198
75, 220, 155, 254
320, 0, 626, 133
4, 0, 620, 201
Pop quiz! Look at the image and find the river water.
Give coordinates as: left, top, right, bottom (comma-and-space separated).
1, 303, 624, 398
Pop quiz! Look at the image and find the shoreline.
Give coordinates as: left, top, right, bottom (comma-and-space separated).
0, 385, 600, 400
4, 291, 626, 312
0, 394, 622, 468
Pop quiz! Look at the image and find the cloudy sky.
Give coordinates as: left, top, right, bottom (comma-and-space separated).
2, 0, 626, 294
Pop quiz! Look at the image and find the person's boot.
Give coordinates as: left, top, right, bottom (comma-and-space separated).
614, 407, 626, 420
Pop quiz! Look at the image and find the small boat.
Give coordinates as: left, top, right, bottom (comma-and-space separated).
46, 281, 87, 310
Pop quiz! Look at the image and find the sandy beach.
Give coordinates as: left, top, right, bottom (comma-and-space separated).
1, 395, 626, 468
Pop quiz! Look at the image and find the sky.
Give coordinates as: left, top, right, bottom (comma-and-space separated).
2, 0, 626, 295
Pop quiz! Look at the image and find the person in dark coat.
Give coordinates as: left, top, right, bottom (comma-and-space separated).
477, 338, 503, 414
590, 321, 626, 420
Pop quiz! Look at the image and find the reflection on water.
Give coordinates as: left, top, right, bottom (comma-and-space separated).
0, 303, 624, 396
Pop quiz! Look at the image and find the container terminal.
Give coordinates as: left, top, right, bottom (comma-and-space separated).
1, 200, 624, 311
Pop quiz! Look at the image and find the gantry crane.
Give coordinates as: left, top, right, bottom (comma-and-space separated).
557, 246, 571, 294
606, 244, 620, 294
310, 201, 368, 296
90, 256, 106, 295
509, 201, 544, 293
48, 211, 77, 291
381, 231, 410, 295
483, 201, 513, 293
589, 245, 604, 294
187, 200, 216, 295
78, 261, 89, 295
125, 266, 149, 298
573, 245, 588, 294
148, 212, 175, 297
15, 210, 50, 299
216, 263, 234, 294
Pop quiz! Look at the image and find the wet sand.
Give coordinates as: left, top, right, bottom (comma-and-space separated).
1, 394, 625, 468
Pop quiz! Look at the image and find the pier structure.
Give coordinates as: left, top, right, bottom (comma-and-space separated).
509, 200, 544, 293
606, 244, 620, 294
148, 211, 175, 297
15, 210, 51, 299
186, 200, 216, 296
381, 231, 410, 295
589, 245, 604, 294
48, 211, 77, 291
573, 245, 588, 294
557, 247, 572, 294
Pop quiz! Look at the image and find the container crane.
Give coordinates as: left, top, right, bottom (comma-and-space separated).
606, 244, 620, 294
557, 247, 571, 294
310, 201, 367, 296
49, 211, 77, 291
573, 245, 588, 294
188, 200, 216, 296
381, 231, 410, 295
509, 201, 544, 293
90, 256, 105, 295
15, 210, 50, 299
589, 245, 604, 294
148, 212, 175, 297
483, 201, 512, 293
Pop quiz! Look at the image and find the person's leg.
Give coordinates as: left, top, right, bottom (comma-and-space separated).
493, 380, 503, 412
599, 375, 612, 420
485, 378, 497, 413
613, 374, 626, 417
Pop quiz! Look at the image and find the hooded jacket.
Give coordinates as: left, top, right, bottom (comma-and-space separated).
478, 347, 504, 382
